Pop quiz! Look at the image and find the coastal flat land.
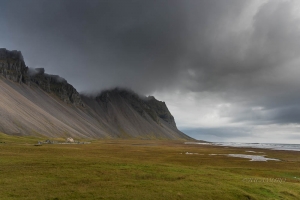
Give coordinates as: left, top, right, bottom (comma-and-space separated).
1, 134, 300, 199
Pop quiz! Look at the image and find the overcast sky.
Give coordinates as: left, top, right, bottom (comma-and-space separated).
1, 0, 300, 143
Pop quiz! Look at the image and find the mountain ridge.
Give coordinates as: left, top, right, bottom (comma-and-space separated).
0, 48, 192, 140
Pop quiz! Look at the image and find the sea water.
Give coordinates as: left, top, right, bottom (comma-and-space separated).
185, 142, 300, 151
213, 142, 300, 151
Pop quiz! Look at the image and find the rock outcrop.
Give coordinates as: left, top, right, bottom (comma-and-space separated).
0, 48, 84, 107
0, 48, 29, 84
81, 88, 190, 139
30, 68, 84, 107
96, 89, 177, 127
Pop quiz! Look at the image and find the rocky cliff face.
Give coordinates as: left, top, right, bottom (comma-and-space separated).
146, 96, 177, 127
0, 48, 30, 84
29, 68, 84, 107
82, 88, 190, 139
0, 48, 84, 107
96, 88, 177, 128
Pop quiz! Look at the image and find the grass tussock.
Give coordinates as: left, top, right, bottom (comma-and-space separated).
0, 134, 300, 199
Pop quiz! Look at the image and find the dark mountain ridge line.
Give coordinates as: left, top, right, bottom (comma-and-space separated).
93, 87, 177, 128
0, 48, 84, 107
0, 48, 192, 140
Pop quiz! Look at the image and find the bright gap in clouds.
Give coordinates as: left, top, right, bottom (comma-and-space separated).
153, 90, 300, 144
152, 91, 232, 128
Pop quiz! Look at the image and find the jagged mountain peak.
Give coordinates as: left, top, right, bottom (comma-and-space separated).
0, 49, 84, 107
91, 87, 177, 129
0, 48, 24, 61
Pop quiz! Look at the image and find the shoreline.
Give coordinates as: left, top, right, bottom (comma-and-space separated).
185, 141, 300, 152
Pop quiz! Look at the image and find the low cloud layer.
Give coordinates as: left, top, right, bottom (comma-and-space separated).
1, 0, 300, 142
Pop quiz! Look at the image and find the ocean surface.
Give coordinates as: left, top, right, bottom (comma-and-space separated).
214, 142, 300, 151
185, 142, 300, 151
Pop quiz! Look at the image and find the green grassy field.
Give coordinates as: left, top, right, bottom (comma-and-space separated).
1, 133, 300, 200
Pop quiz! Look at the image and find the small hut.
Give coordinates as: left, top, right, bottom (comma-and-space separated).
66, 137, 74, 143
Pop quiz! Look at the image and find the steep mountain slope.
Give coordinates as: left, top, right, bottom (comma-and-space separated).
0, 77, 110, 138
81, 89, 190, 139
0, 48, 191, 140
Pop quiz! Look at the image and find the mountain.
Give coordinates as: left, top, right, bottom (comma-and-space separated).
0, 48, 191, 140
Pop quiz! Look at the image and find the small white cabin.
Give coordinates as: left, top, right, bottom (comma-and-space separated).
66, 137, 74, 143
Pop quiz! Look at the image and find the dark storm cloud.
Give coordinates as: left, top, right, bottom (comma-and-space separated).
0, 0, 187, 93
183, 0, 300, 93
1, 0, 300, 128
181, 0, 300, 127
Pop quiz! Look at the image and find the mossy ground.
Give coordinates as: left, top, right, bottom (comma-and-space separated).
0, 133, 300, 199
